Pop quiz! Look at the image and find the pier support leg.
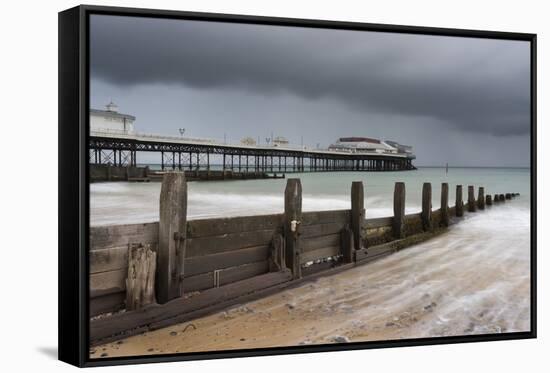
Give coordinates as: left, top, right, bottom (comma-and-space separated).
421, 182, 432, 231
393, 182, 406, 239
158, 172, 187, 304
284, 179, 302, 279
440, 182, 449, 227
456, 185, 464, 217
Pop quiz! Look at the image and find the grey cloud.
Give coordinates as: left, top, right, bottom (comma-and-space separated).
90, 15, 531, 138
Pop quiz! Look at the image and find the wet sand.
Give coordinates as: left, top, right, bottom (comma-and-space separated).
91, 206, 530, 358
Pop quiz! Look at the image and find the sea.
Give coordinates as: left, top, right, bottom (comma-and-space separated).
90, 167, 532, 335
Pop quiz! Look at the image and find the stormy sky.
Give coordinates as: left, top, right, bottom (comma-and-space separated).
90, 15, 531, 167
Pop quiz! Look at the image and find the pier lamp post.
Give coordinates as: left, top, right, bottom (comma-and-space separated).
178, 128, 185, 137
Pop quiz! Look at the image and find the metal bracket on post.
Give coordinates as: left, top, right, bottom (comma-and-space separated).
213, 270, 221, 288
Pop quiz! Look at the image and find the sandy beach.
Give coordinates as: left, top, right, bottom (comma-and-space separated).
91, 206, 530, 358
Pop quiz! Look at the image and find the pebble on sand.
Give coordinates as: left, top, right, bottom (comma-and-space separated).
330, 336, 350, 343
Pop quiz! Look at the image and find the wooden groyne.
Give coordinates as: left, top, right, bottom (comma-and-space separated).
89, 172, 520, 346
90, 164, 285, 182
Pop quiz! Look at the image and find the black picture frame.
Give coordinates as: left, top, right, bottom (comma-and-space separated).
58, 4, 537, 367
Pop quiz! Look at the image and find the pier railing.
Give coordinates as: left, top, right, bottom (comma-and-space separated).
89, 172, 519, 345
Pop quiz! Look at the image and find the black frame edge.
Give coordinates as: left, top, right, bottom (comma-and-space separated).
58, 5, 86, 367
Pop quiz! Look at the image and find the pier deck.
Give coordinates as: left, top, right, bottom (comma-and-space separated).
89, 130, 416, 172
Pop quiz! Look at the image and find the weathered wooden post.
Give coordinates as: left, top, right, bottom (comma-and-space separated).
157, 171, 187, 304
500, 194, 505, 202
486, 194, 493, 206
494, 194, 500, 203
340, 227, 354, 263
421, 183, 432, 231
440, 183, 449, 227
477, 187, 485, 210
468, 185, 476, 212
505, 193, 512, 200
351, 181, 365, 253
126, 244, 157, 310
393, 182, 406, 239
284, 178, 302, 279
456, 185, 464, 217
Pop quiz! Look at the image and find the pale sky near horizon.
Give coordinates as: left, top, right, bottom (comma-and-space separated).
90, 15, 531, 167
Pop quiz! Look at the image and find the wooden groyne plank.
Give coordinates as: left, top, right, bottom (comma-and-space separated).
90, 292, 125, 317
182, 260, 270, 293
186, 230, 274, 257
364, 216, 393, 229
90, 222, 158, 251
90, 269, 126, 297
301, 209, 350, 226
301, 233, 341, 252
90, 246, 128, 274
186, 213, 282, 238
301, 221, 346, 238
183, 245, 269, 277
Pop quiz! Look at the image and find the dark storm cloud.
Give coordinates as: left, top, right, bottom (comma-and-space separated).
90, 15, 530, 137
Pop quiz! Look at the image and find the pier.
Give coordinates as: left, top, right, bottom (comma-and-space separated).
88, 171, 519, 345
89, 129, 416, 173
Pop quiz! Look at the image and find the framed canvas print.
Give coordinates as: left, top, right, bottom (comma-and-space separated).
58, 5, 537, 367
